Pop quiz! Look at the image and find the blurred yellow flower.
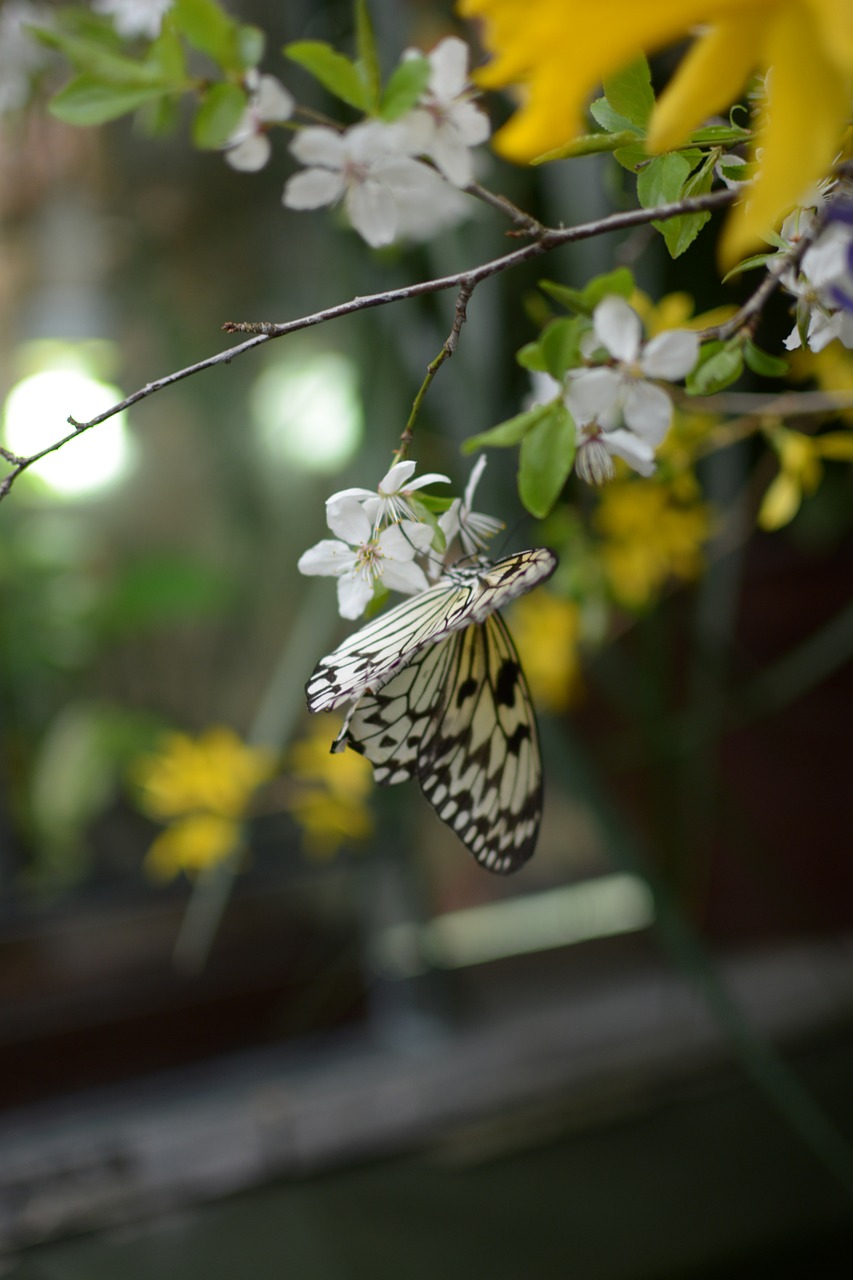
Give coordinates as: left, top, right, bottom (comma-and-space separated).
789, 343, 853, 424
145, 814, 244, 881
132, 727, 277, 880
458, 0, 853, 262
594, 480, 713, 608
507, 591, 583, 712
287, 720, 374, 858
759, 425, 853, 528
631, 290, 737, 337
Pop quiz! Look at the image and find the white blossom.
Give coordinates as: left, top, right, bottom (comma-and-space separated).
438, 455, 504, 557
283, 121, 446, 248
298, 496, 432, 619
567, 296, 699, 444
527, 369, 658, 485
224, 73, 293, 173
398, 36, 490, 187
781, 209, 853, 352
327, 459, 450, 530
92, 0, 173, 40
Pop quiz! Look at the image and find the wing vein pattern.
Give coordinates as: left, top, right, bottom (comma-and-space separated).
305, 548, 557, 874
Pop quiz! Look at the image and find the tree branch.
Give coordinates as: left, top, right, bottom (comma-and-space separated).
1, 186, 737, 503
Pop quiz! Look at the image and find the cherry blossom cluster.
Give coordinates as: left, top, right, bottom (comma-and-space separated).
298, 456, 503, 618
225, 36, 489, 248
531, 295, 700, 485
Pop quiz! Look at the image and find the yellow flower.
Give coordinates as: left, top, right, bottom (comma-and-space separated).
458, 0, 853, 262
145, 814, 243, 880
131, 727, 277, 881
594, 480, 713, 608
133, 727, 277, 822
507, 591, 583, 712
286, 720, 374, 858
758, 424, 853, 528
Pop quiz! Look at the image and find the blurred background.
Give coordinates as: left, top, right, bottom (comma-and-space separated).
1, 2, 853, 1277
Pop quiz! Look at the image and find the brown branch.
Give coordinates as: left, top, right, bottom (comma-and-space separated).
1, 186, 737, 503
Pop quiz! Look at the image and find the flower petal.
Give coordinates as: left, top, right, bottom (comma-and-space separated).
567, 366, 624, 424
378, 459, 417, 492
290, 126, 346, 167
297, 539, 355, 576
381, 558, 431, 595
326, 496, 372, 544
283, 169, 345, 210
347, 179, 397, 247
226, 134, 271, 173
604, 428, 656, 476
594, 296, 642, 362
337, 572, 372, 620
641, 329, 700, 380
623, 381, 673, 443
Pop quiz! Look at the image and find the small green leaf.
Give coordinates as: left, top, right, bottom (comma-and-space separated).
516, 340, 549, 373
237, 24, 265, 69
541, 317, 583, 380
145, 25, 187, 81
540, 268, 634, 316
462, 405, 551, 453
657, 155, 714, 258
285, 40, 370, 110
380, 55, 429, 121
588, 96, 641, 135
355, 0, 381, 112
743, 340, 789, 378
535, 129, 640, 164
637, 152, 692, 210
518, 404, 575, 518
687, 345, 744, 395
173, 0, 239, 69
49, 75, 171, 125
32, 27, 169, 84
192, 81, 246, 148
602, 55, 654, 129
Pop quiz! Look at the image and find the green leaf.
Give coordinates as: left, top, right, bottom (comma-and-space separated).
535, 129, 640, 163
32, 27, 171, 84
173, 0, 240, 69
285, 40, 370, 110
518, 404, 575, 518
145, 25, 187, 82
637, 149, 713, 259
540, 268, 635, 317
380, 55, 429, 121
355, 0, 381, 112
637, 151, 692, 210
588, 96, 641, 135
462, 405, 551, 453
743, 340, 789, 378
687, 344, 744, 395
541, 317, 583, 380
49, 75, 171, 125
602, 55, 654, 129
192, 81, 246, 148
237, 24, 265, 69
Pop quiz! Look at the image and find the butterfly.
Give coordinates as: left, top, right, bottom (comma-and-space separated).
305, 547, 557, 874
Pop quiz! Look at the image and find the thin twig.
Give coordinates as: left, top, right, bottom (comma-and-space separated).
1, 186, 737, 503
397, 279, 474, 458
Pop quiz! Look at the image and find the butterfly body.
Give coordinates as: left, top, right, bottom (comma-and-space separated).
305, 547, 557, 873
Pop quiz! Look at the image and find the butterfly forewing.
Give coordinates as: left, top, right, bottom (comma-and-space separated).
306, 547, 557, 713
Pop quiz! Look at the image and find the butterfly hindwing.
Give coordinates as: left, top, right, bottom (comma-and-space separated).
342, 614, 542, 874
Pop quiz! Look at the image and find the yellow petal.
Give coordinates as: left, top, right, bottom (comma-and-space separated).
459, 0, 759, 162
815, 431, 853, 460
757, 471, 801, 530
721, 3, 852, 263
647, 16, 762, 152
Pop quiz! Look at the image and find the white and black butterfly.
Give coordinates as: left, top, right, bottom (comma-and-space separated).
305, 548, 557, 874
